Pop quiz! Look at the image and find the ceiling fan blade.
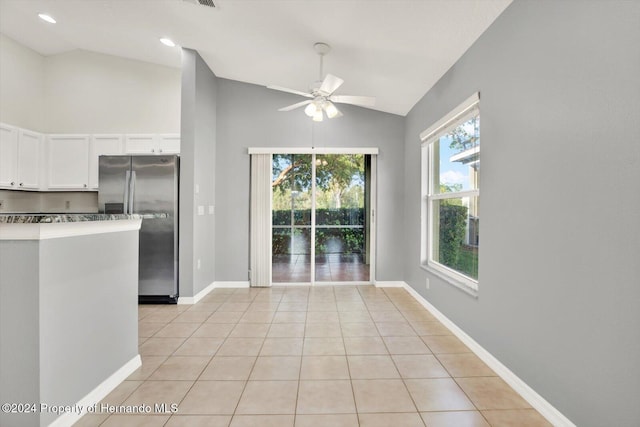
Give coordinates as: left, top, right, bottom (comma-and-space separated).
318, 74, 344, 96
278, 100, 313, 111
267, 85, 314, 98
329, 95, 376, 107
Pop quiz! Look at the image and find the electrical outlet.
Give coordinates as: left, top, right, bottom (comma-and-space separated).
197, 259, 201, 270
65, 200, 71, 209
426, 278, 430, 290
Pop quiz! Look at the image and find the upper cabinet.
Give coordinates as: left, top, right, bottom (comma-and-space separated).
0, 124, 43, 190
0, 124, 18, 188
89, 135, 123, 189
125, 134, 180, 154
1, 123, 178, 191
47, 134, 90, 190
17, 129, 43, 190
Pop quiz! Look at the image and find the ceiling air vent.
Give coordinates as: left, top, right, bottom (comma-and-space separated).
182, 0, 216, 8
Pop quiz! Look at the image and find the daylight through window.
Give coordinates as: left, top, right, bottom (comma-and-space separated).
421, 94, 479, 291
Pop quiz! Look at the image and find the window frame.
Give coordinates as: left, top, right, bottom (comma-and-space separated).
420, 93, 480, 295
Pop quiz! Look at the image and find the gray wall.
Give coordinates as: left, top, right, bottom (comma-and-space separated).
214, 78, 405, 281
403, 1, 640, 426
0, 230, 139, 427
180, 49, 217, 297
0, 241, 39, 427
39, 231, 139, 426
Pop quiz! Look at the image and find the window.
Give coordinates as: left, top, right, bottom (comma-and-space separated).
421, 93, 480, 293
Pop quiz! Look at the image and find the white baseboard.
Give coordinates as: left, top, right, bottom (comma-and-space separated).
392, 281, 575, 427
214, 281, 250, 288
178, 281, 216, 305
178, 281, 250, 304
49, 354, 142, 427
374, 280, 406, 288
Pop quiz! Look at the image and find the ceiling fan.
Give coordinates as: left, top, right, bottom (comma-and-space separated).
268, 43, 376, 122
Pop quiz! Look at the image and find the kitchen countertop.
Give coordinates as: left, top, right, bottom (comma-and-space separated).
0, 213, 168, 223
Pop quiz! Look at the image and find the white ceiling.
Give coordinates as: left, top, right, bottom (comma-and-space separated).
0, 0, 511, 116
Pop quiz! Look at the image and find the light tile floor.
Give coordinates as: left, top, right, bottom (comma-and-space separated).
75, 286, 551, 426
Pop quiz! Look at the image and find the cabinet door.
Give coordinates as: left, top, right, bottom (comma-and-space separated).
48, 135, 90, 189
17, 130, 42, 189
89, 134, 123, 189
0, 124, 18, 188
157, 134, 180, 154
125, 134, 156, 154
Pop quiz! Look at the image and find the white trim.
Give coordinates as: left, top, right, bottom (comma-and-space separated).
430, 189, 479, 200
48, 355, 142, 427
311, 153, 317, 286
369, 155, 377, 283
178, 281, 216, 304
178, 281, 250, 304
420, 264, 478, 297
0, 219, 142, 241
374, 281, 406, 288
395, 282, 576, 427
248, 147, 379, 155
419, 92, 480, 141
215, 281, 250, 288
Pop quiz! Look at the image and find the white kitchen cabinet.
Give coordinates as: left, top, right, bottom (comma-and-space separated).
125, 134, 180, 154
0, 124, 18, 188
157, 134, 180, 154
47, 134, 90, 190
89, 134, 123, 189
0, 124, 43, 190
17, 129, 43, 190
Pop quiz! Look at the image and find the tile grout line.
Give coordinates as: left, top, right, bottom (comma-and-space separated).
384, 287, 496, 426
363, 287, 426, 427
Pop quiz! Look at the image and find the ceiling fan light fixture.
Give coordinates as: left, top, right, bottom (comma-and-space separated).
324, 101, 339, 119
38, 13, 56, 24
304, 103, 317, 117
312, 110, 323, 122
160, 38, 176, 47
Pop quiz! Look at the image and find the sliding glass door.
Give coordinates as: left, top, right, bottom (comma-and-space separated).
271, 153, 374, 284
272, 154, 312, 283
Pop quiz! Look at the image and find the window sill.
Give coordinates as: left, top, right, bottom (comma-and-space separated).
420, 264, 479, 298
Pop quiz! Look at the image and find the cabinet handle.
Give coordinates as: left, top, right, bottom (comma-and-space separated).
10, 181, 15, 186
159, 149, 163, 153
83, 184, 87, 188
151, 149, 155, 153
19, 183, 23, 187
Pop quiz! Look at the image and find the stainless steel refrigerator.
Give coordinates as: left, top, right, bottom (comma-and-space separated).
98, 155, 179, 303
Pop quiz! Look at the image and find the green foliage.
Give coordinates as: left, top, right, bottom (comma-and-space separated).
447, 115, 480, 153
273, 208, 364, 226
272, 208, 365, 255
438, 203, 468, 268
272, 153, 365, 192
440, 183, 463, 194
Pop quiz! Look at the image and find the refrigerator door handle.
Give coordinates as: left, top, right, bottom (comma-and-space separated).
129, 171, 136, 214
123, 170, 131, 214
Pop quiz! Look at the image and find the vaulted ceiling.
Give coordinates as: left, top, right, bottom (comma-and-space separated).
0, 0, 511, 115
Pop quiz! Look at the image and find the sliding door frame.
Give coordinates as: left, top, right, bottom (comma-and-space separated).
249, 147, 378, 286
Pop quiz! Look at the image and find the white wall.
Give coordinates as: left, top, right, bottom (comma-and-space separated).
403, 1, 640, 426
44, 50, 181, 134
0, 34, 45, 130
0, 33, 181, 134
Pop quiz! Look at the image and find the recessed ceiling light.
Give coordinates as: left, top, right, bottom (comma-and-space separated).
160, 38, 176, 47
38, 13, 56, 24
